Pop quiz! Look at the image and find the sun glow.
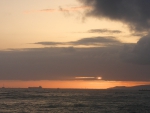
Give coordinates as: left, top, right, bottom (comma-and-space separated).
75, 77, 95, 79
0, 80, 150, 89
75, 76, 102, 80
97, 77, 102, 80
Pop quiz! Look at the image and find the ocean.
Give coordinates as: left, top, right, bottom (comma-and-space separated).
0, 89, 150, 113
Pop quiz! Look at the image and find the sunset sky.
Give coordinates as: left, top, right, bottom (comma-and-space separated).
0, 0, 150, 89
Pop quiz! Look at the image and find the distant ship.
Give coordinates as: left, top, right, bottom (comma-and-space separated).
28, 86, 42, 89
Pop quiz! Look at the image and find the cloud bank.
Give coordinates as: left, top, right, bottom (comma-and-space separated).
1, 39, 150, 81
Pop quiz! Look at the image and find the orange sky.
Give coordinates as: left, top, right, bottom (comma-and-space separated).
1, 80, 150, 89
0, 0, 140, 50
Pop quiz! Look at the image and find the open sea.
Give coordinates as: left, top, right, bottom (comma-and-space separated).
0, 88, 150, 113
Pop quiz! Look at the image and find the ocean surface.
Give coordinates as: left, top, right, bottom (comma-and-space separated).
0, 89, 150, 113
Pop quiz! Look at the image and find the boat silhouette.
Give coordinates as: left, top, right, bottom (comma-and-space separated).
28, 86, 42, 89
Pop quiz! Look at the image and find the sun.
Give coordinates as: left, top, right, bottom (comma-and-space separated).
97, 77, 102, 80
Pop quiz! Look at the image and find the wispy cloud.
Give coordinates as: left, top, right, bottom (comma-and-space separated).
35, 42, 62, 46
40, 9, 56, 12
24, 9, 56, 14
88, 29, 122, 34
24, 6, 90, 14
59, 6, 90, 12
70, 37, 120, 46
35, 37, 121, 47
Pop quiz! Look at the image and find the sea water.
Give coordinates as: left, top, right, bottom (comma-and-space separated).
0, 89, 150, 113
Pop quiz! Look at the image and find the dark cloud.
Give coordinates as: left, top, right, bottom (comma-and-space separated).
78, 0, 150, 32
121, 35, 150, 65
77, 0, 150, 67
0, 46, 150, 81
88, 29, 122, 34
35, 37, 121, 46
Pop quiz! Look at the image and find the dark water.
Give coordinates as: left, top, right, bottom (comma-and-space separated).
0, 89, 150, 113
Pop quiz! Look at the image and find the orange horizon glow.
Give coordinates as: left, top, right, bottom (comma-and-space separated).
0, 80, 150, 89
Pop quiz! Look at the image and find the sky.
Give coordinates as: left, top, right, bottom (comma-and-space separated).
0, 0, 150, 89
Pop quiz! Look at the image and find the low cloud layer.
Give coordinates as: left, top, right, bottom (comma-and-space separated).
78, 0, 150, 32
1, 39, 150, 81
